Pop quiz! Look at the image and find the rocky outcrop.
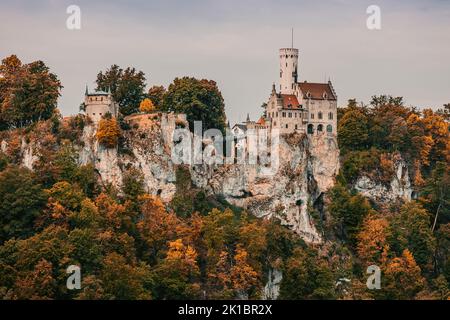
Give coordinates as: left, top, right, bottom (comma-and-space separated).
263, 269, 283, 300
189, 132, 339, 243
354, 159, 412, 203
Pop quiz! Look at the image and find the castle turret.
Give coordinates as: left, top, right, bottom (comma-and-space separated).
279, 48, 299, 94
83, 88, 118, 123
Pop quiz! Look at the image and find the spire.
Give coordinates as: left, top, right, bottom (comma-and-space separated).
272, 82, 276, 95
246, 113, 250, 122
227, 120, 230, 128
85, 85, 88, 96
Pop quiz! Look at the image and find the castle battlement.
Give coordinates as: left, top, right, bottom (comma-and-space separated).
84, 86, 118, 123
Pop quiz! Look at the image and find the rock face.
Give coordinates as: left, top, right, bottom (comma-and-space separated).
0, 116, 340, 244
263, 269, 283, 300
79, 117, 339, 243
189, 133, 339, 243
354, 159, 412, 203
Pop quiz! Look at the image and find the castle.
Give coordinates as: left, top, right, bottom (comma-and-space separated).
83, 86, 119, 123
233, 47, 338, 137
83, 46, 337, 139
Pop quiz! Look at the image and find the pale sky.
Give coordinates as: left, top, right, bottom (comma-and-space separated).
1, 0, 449, 125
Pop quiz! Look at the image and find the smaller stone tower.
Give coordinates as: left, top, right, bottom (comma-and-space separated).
84, 86, 119, 123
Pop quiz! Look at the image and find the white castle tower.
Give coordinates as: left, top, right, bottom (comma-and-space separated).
279, 48, 299, 94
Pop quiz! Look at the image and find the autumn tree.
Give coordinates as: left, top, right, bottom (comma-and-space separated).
0, 55, 62, 129
382, 249, 425, 299
139, 98, 155, 113
151, 239, 201, 299
162, 77, 227, 133
230, 245, 260, 298
96, 117, 121, 148
356, 215, 390, 267
147, 85, 166, 109
96, 64, 146, 116
137, 195, 181, 262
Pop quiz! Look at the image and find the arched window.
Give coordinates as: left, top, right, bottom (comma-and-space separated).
317, 124, 323, 132
285, 124, 288, 129
327, 125, 332, 133
328, 112, 333, 120
295, 124, 298, 130
307, 124, 314, 134
318, 112, 323, 120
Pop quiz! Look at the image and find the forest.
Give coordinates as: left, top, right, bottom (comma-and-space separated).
0, 55, 449, 300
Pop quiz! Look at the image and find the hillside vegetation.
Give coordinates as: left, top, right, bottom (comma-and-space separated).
0, 55, 449, 300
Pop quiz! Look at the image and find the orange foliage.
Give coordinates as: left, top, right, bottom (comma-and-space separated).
357, 216, 390, 267
384, 249, 425, 299
139, 98, 155, 113
230, 245, 259, 295
96, 118, 120, 148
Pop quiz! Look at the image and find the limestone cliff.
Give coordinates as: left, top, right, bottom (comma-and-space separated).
354, 158, 413, 203
74, 116, 340, 244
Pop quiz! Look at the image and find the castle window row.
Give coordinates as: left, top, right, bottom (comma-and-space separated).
89, 97, 106, 102
268, 111, 334, 121
311, 112, 334, 120
307, 124, 333, 134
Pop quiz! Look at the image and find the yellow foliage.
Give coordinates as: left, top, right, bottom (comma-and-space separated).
166, 238, 199, 276
96, 118, 120, 148
139, 98, 155, 113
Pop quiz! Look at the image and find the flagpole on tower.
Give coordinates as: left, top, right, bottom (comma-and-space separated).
291, 28, 294, 48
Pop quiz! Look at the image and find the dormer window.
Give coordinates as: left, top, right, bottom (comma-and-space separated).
323, 92, 328, 99
306, 92, 311, 99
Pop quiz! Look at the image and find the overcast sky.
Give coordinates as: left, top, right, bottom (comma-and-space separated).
1, 0, 449, 125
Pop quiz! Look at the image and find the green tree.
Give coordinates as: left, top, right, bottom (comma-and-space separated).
337, 106, 369, 152
147, 85, 166, 109
162, 77, 226, 133
328, 183, 373, 247
279, 247, 335, 299
96, 64, 146, 116
0, 165, 47, 242
389, 202, 436, 272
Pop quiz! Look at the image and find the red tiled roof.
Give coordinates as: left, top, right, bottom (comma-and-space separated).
256, 117, 266, 125
281, 94, 301, 109
298, 82, 336, 100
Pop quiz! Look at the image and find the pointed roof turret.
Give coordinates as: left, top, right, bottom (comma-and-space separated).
246, 113, 250, 122
85, 85, 88, 96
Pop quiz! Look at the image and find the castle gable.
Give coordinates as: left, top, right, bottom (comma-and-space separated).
298, 82, 336, 100
280, 94, 301, 109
